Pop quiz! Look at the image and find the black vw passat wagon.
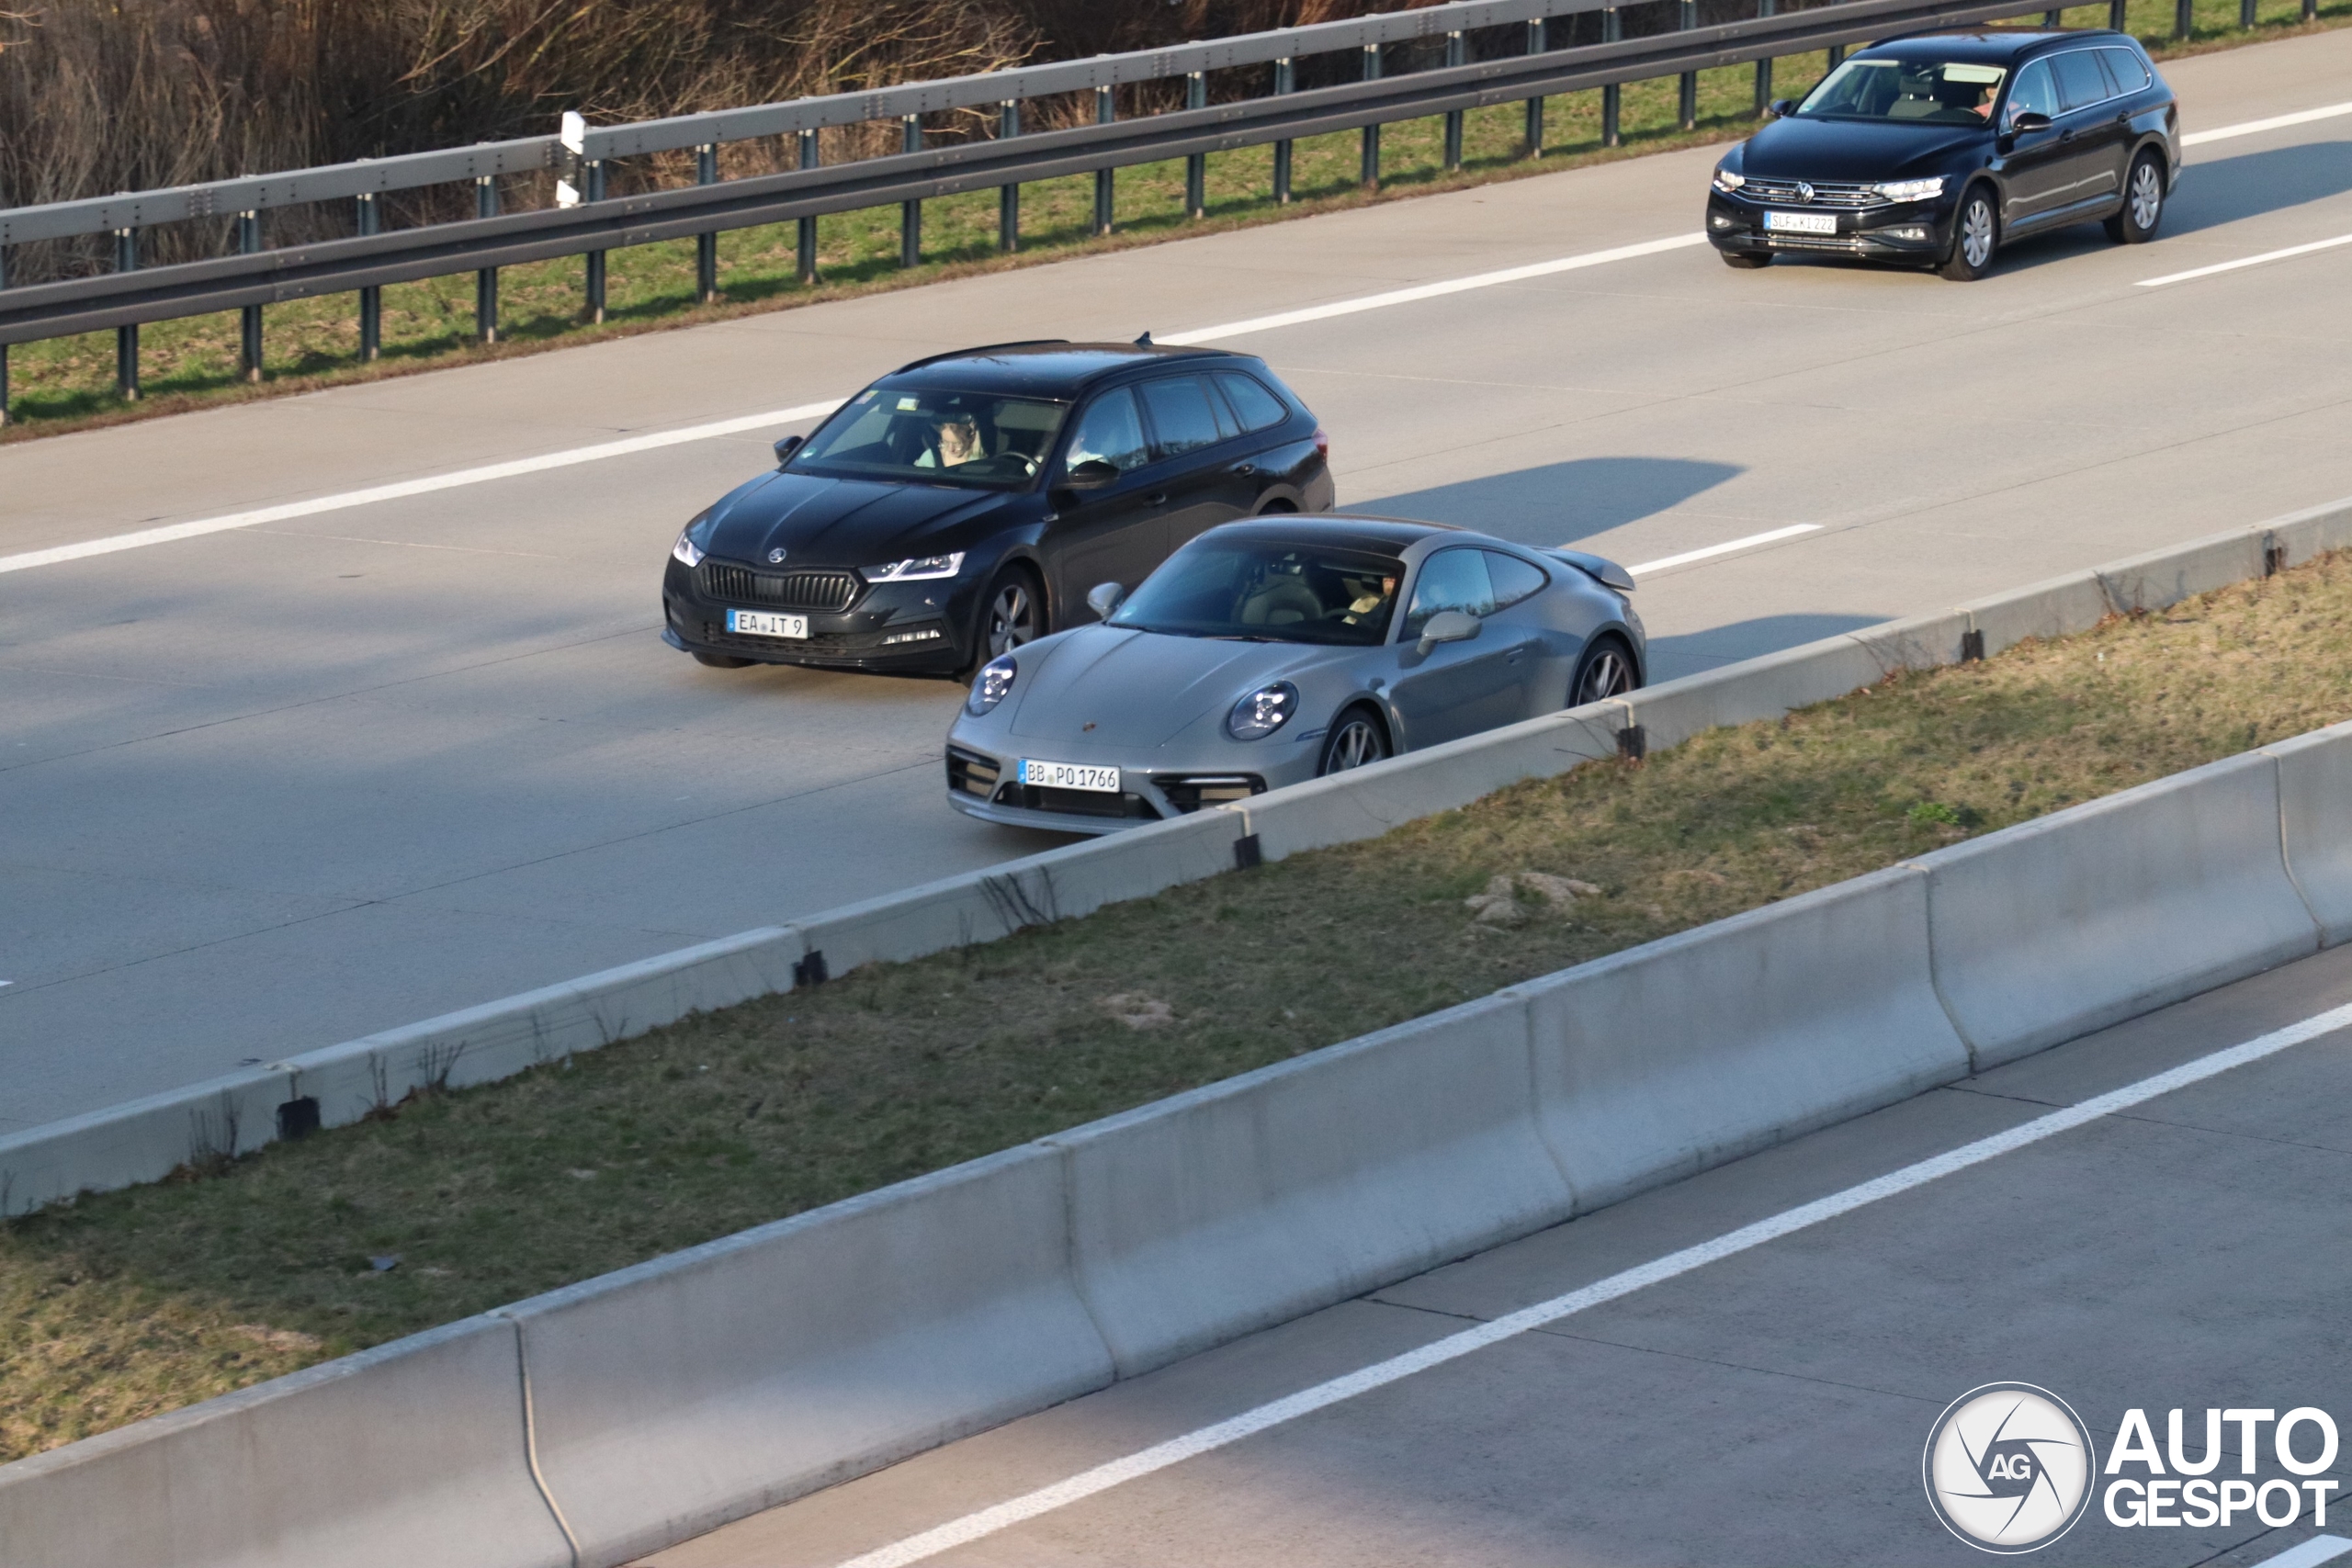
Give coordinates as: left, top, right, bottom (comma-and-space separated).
662, 341, 1334, 676
1706, 29, 2179, 280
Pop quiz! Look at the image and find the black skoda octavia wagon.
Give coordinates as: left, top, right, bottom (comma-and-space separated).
662, 341, 1334, 677
1705, 28, 2180, 280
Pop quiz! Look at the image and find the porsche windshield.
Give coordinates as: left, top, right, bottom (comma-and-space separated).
788, 388, 1069, 489
1794, 58, 2007, 123
1110, 538, 1403, 646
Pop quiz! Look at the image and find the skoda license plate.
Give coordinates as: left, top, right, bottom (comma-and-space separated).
1765, 209, 1838, 235
1020, 759, 1120, 793
726, 609, 808, 639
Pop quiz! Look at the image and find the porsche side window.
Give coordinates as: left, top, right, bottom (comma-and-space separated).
1402, 549, 1498, 638
1138, 376, 1225, 458
1481, 551, 1549, 611
1215, 372, 1291, 433
2006, 62, 2057, 125
1063, 389, 1149, 475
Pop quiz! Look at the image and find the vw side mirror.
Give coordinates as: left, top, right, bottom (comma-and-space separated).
1414, 608, 1481, 657
2008, 110, 2052, 135
773, 434, 804, 468
1061, 458, 1119, 491
1086, 581, 1125, 620
1767, 98, 1797, 118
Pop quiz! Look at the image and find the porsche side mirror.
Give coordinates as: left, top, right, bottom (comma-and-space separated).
2008, 110, 2052, 135
773, 434, 804, 468
1767, 98, 1797, 118
1061, 459, 1119, 491
1415, 609, 1481, 657
1087, 581, 1125, 619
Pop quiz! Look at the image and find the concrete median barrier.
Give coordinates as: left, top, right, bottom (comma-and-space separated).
2265, 496, 2352, 568
0, 1315, 570, 1568
1958, 568, 2112, 660
1050, 990, 1570, 1377
2096, 531, 2269, 615
1914, 751, 2321, 1069
2267, 719, 2352, 947
1527, 866, 1970, 1213
0, 1066, 291, 1218
508, 1143, 1113, 1568
1618, 634, 1892, 752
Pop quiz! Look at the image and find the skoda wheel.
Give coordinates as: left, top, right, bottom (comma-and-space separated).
1939, 186, 1998, 282
1317, 706, 1391, 776
2106, 152, 2165, 243
978, 565, 1042, 662
1570, 636, 1637, 706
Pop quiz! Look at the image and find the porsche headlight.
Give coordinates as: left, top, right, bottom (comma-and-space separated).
865, 552, 966, 582
1872, 176, 1946, 202
1226, 682, 1298, 741
967, 654, 1017, 716
1712, 167, 1747, 194
672, 512, 714, 568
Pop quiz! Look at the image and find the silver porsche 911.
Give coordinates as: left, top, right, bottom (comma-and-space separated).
943, 514, 1645, 834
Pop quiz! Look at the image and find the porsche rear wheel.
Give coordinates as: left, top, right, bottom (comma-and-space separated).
1570, 636, 1637, 706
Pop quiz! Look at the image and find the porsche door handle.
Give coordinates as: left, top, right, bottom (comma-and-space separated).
1147, 492, 1169, 506
1231, 462, 1256, 476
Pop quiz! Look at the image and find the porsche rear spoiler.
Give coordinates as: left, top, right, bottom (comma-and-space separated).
1543, 547, 1636, 592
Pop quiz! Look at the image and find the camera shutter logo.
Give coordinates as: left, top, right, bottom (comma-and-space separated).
1924, 1383, 2097, 1552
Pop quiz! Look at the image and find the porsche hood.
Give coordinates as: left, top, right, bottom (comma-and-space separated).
1004, 626, 1340, 749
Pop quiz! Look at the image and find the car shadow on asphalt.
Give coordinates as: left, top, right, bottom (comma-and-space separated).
1351, 457, 1746, 548
1644, 612, 1886, 685
2162, 137, 2352, 234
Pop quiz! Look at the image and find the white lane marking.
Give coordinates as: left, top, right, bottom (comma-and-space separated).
826, 998, 2352, 1568
2184, 99, 2352, 146
0, 401, 839, 578
1625, 523, 1821, 577
1160, 233, 1712, 344
2253, 1536, 2352, 1568
2137, 231, 2352, 288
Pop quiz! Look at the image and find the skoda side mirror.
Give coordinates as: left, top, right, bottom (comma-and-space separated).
1767, 98, 1797, 118
2008, 110, 2052, 135
1414, 609, 1481, 657
1086, 581, 1125, 620
773, 434, 804, 468
1062, 458, 1119, 491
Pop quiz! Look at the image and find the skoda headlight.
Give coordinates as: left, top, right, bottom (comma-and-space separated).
1872, 176, 1946, 202
1712, 167, 1747, 194
967, 654, 1017, 716
1226, 682, 1298, 741
671, 512, 715, 568
865, 552, 966, 583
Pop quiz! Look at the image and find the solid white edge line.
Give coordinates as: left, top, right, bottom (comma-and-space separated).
0, 401, 841, 577
2136, 231, 2352, 288
1626, 523, 1822, 577
2182, 99, 2352, 146
2253, 1535, 2352, 1568
827, 998, 2352, 1568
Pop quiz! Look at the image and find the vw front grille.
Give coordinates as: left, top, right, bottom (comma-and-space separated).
1742, 178, 1883, 209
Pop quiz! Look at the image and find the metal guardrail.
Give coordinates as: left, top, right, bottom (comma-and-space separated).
0, 0, 2171, 416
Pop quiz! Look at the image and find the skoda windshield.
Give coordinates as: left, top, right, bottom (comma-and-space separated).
1793, 57, 2008, 124
788, 387, 1069, 490
1110, 537, 1403, 646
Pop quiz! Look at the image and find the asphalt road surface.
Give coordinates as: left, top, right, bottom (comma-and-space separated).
4, 29, 2350, 1130
643, 939, 2352, 1568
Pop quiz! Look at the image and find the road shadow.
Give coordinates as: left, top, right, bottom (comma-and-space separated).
2163, 137, 2352, 235
1351, 457, 1746, 547
1644, 612, 1885, 682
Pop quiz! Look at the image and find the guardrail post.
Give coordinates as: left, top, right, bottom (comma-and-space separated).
1678, 0, 1699, 131
1360, 45, 1382, 187
798, 129, 820, 282
583, 160, 606, 323
2109, 0, 2127, 24
356, 193, 381, 362
1601, 9, 1622, 148
1186, 72, 1208, 218
0, 243, 10, 426
1443, 31, 1465, 171
1828, 43, 1846, 68
1524, 19, 1546, 157
115, 228, 139, 400
474, 176, 499, 344
697, 144, 721, 300
1094, 87, 1116, 236
901, 116, 925, 265
1273, 58, 1295, 201
2174, 0, 2191, 36
2239, 0, 2256, 27
238, 211, 263, 382
2306, 0, 2319, 20
1755, 0, 1776, 114
997, 102, 1020, 252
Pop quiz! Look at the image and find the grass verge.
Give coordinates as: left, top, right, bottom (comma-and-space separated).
6, 549, 2352, 1461
6, 0, 2347, 443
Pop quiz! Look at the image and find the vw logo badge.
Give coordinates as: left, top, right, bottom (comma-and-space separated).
1797, 181, 1816, 204
766, 547, 788, 564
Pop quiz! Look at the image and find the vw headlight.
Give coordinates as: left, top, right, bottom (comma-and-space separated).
865, 552, 966, 582
672, 512, 714, 568
1872, 176, 1946, 202
1712, 167, 1747, 194
967, 654, 1017, 716
1226, 682, 1298, 741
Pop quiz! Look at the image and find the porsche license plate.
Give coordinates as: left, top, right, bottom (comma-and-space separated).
1765, 209, 1838, 235
726, 609, 808, 639
1020, 759, 1120, 793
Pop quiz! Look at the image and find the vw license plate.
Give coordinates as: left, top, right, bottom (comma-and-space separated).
1765, 209, 1838, 235
1020, 759, 1121, 793
726, 609, 808, 639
